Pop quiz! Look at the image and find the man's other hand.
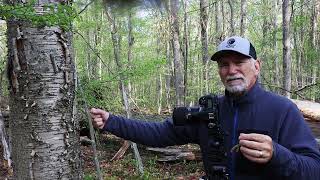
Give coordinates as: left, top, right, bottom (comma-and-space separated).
239, 133, 273, 164
90, 108, 109, 129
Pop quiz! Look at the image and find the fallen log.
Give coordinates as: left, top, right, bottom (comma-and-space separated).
290, 99, 320, 122
157, 152, 198, 162
147, 147, 182, 155
110, 140, 130, 161
147, 147, 202, 162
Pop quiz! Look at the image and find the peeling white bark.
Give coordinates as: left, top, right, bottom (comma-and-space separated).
7, 12, 82, 180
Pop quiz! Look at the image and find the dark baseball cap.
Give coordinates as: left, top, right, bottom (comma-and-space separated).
211, 36, 257, 61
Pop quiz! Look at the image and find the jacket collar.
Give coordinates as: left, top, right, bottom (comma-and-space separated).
224, 81, 262, 105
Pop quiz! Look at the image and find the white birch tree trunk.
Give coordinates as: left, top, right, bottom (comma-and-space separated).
6, 3, 82, 180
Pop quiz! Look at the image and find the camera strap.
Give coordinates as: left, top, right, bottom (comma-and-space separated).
206, 95, 229, 180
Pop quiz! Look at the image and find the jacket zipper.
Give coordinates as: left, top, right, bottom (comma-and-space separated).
231, 105, 239, 180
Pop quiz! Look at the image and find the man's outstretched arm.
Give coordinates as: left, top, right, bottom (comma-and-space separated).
90, 108, 199, 147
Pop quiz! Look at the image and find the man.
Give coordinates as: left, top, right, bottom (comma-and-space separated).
91, 36, 320, 180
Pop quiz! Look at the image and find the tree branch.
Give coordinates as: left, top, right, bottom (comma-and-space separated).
260, 83, 306, 99
73, 29, 133, 83
78, 0, 94, 15
260, 74, 306, 99
73, 29, 114, 74
294, 83, 319, 93
186, 1, 216, 14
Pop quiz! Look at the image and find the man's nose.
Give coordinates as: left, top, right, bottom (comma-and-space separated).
227, 64, 238, 74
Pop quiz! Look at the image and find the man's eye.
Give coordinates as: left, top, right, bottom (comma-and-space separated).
218, 64, 228, 68
236, 61, 247, 65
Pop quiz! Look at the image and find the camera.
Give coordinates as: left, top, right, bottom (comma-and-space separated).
172, 94, 229, 180
172, 94, 218, 127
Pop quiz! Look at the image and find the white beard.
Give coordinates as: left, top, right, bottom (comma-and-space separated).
226, 84, 246, 93
224, 75, 248, 95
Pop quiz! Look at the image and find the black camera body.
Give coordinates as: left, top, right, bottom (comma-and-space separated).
172, 94, 229, 180
172, 94, 218, 126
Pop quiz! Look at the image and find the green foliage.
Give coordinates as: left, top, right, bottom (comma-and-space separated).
83, 174, 95, 180
77, 77, 124, 113
304, 42, 319, 63
0, 2, 77, 30
124, 57, 166, 81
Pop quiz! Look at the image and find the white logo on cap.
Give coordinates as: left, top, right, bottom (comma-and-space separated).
226, 38, 236, 48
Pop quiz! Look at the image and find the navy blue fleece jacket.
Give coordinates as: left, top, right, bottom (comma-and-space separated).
104, 83, 320, 180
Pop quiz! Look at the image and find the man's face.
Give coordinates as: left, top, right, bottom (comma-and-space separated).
217, 52, 260, 95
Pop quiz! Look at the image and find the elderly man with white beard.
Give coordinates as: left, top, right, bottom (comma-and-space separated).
91, 36, 320, 180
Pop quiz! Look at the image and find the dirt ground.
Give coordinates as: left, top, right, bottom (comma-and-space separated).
0, 134, 205, 180
82, 133, 205, 179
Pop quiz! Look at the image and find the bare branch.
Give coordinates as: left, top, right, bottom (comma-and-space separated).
260, 83, 306, 99
73, 29, 132, 83
78, 0, 94, 15
294, 83, 319, 93
260, 74, 305, 99
73, 29, 114, 75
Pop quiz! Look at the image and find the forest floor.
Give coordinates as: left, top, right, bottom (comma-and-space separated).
82, 133, 205, 180
0, 134, 205, 180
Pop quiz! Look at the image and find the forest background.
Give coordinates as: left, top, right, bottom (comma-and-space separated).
1, 0, 319, 116
0, 0, 319, 179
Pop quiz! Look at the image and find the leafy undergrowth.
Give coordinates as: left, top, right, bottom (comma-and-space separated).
82, 133, 205, 180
